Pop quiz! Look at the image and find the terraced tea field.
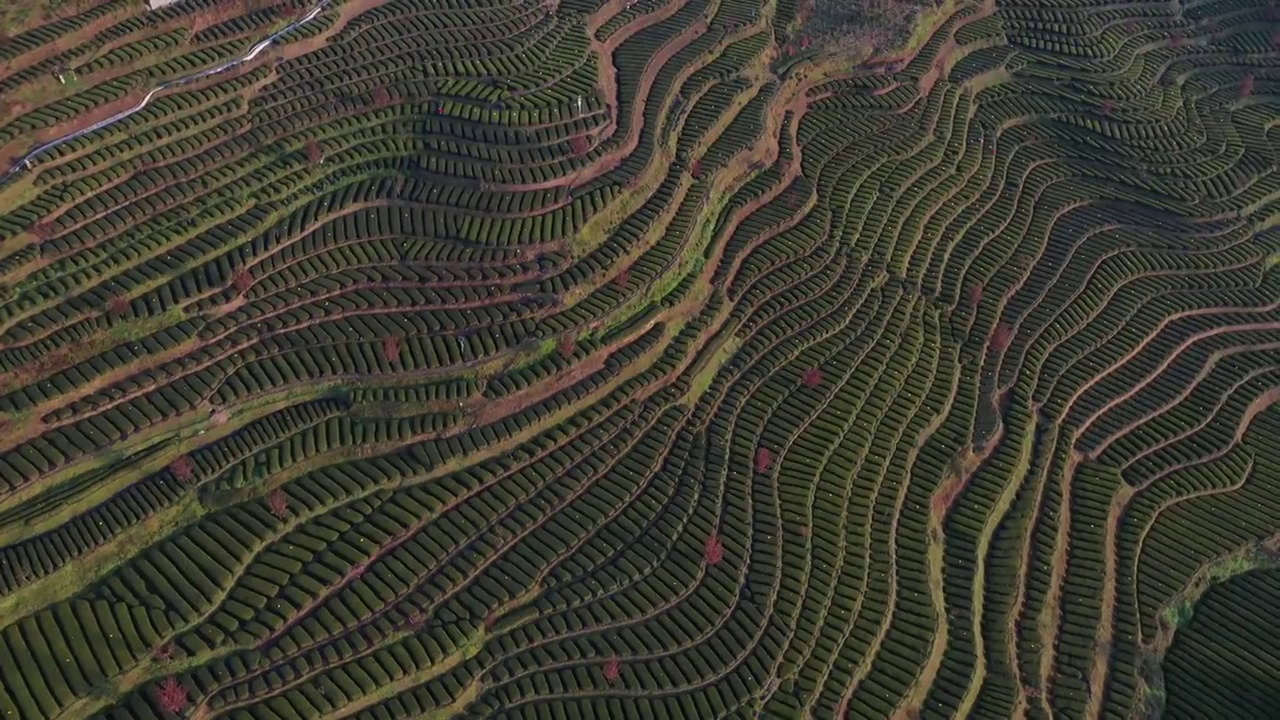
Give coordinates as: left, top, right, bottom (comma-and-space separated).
0, 0, 1276, 717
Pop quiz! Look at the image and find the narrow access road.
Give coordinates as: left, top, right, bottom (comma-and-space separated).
3, 0, 333, 180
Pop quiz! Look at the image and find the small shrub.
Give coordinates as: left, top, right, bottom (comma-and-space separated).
30, 220, 57, 239
232, 268, 253, 295
704, 534, 725, 565
169, 456, 196, 485
153, 677, 188, 715
266, 489, 289, 519
755, 447, 772, 473
151, 643, 176, 661
602, 657, 622, 683
801, 367, 823, 388
1239, 73, 1254, 98
990, 322, 1014, 352
557, 334, 576, 360
966, 283, 984, 309
382, 335, 402, 364
305, 140, 324, 165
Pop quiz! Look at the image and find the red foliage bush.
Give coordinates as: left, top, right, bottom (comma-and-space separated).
151, 643, 175, 661
569, 135, 590, 156
232, 268, 253, 295
689, 158, 702, 179
755, 447, 772, 473
1239, 73, 1254, 98
108, 294, 130, 316
704, 534, 725, 565
990, 322, 1014, 352
305, 140, 324, 165
557, 334, 576, 360
169, 455, 196, 484
30, 220, 57, 239
801, 367, 823, 388
966, 283, 983, 309
1099, 100, 1114, 116
266, 488, 289, 519
153, 677, 188, 715
603, 656, 622, 683
613, 266, 631, 287
382, 335, 402, 364
371, 86, 392, 108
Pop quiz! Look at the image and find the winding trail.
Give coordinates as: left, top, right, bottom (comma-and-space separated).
1, 0, 333, 180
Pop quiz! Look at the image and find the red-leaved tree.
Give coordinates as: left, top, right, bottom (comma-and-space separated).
151, 642, 176, 661
1239, 73, 1255, 98
558, 334, 576, 360
1099, 100, 1114, 116
689, 158, 703, 179
170, 455, 196, 485
154, 676, 188, 715
802, 367, 823, 388
704, 534, 725, 565
990, 322, 1014, 352
755, 447, 772, 473
966, 283, 983, 309
232, 268, 253, 295
371, 86, 392, 108
569, 135, 590, 156
613, 266, 631, 288
305, 140, 324, 165
603, 656, 622, 684
266, 488, 289, 519
108, 294, 130, 316
382, 335, 402, 364
30, 220, 57, 240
